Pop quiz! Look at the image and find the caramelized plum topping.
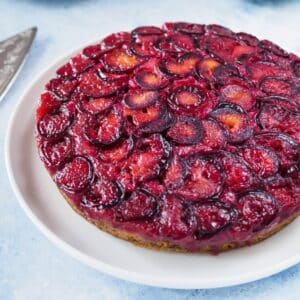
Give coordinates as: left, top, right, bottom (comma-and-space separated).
254, 133, 299, 171
84, 108, 124, 145
167, 116, 203, 145
160, 53, 200, 77
211, 106, 252, 144
159, 194, 196, 239
79, 96, 114, 115
175, 156, 224, 201
82, 178, 123, 209
135, 70, 168, 90
237, 191, 279, 232
197, 58, 222, 80
170, 86, 204, 109
102, 46, 142, 73
220, 152, 256, 192
37, 110, 72, 139
55, 156, 93, 193
173, 22, 205, 35
46, 78, 78, 101
99, 136, 134, 163
220, 84, 255, 111
194, 202, 237, 238
260, 77, 294, 97
163, 155, 187, 189
36, 22, 300, 250
238, 145, 279, 178
117, 190, 157, 221
41, 136, 72, 167
125, 90, 159, 109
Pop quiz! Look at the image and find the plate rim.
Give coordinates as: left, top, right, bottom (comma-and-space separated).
4, 39, 300, 289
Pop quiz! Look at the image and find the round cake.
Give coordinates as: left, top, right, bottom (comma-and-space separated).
35, 22, 300, 253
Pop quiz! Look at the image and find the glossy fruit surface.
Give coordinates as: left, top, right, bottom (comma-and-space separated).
36, 22, 300, 252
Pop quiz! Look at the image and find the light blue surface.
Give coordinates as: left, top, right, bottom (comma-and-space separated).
0, 0, 300, 299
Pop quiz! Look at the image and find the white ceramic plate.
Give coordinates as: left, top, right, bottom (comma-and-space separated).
5, 42, 300, 289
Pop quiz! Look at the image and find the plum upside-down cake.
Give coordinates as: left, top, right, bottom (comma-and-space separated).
36, 22, 300, 252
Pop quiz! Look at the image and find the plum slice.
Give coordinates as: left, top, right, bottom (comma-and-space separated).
254, 133, 299, 171
79, 72, 124, 97
231, 44, 256, 60
258, 104, 287, 131
56, 62, 73, 78
238, 145, 279, 178
46, 78, 78, 101
170, 86, 204, 109
159, 194, 196, 239
123, 100, 165, 128
130, 42, 157, 58
163, 155, 187, 189
37, 110, 72, 139
140, 110, 173, 134
118, 134, 169, 190
98, 136, 134, 163
210, 106, 252, 144
246, 61, 279, 81
237, 191, 279, 232
212, 65, 240, 86
129, 134, 169, 181
55, 156, 93, 193
265, 177, 299, 214
159, 53, 200, 77
100, 32, 131, 51
237, 32, 259, 46
206, 24, 235, 37
36, 92, 61, 121
40, 136, 72, 167
135, 70, 168, 90
174, 119, 227, 157
84, 108, 124, 145
257, 103, 300, 142
205, 35, 240, 60
197, 58, 222, 80
83, 44, 102, 59
202, 118, 227, 150
167, 116, 203, 145
125, 90, 159, 109
132, 26, 164, 38
141, 180, 166, 198
175, 156, 224, 201
291, 60, 300, 77
173, 22, 205, 35
117, 190, 157, 221
259, 96, 299, 113
155, 34, 196, 53
193, 202, 237, 238
220, 152, 256, 192
258, 40, 289, 58
81, 177, 123, 209
70, 54, 94, 75
220, 84, 255, 111
79, 96, 114, 115
102, 46, 142, 73
260, 77, 294, 97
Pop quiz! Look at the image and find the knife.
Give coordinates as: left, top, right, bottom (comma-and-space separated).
0, 27, 37, 103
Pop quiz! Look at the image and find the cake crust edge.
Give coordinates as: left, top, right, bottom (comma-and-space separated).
61, 191, 299, 253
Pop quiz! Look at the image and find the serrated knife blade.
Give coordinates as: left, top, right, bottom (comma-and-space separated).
0, 27, 37, 102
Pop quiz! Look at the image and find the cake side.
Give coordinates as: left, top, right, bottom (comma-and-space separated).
62, 189, 300, 252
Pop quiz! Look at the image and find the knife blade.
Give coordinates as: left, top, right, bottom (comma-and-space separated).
0, 27, 37, 102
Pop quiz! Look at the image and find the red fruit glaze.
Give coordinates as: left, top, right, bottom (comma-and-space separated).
36, 22, 300, 252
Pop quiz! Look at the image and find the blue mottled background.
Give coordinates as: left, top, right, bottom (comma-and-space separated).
0, 0, 300, 299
